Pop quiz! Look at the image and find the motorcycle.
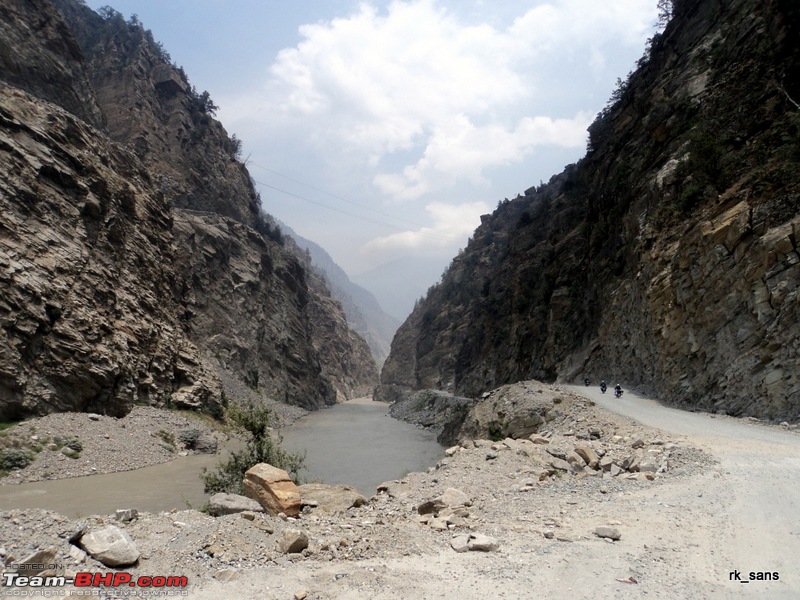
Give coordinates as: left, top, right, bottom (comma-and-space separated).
584, 378, 590, 386
614, 388, 623, 398
600, 383, 607, 394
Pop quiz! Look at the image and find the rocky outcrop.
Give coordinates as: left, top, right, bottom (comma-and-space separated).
0, 0, 374, 417
0, 86, 220, 416
380, 0, 800, 420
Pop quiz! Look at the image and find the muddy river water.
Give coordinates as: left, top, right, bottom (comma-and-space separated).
0, 398, 442, 518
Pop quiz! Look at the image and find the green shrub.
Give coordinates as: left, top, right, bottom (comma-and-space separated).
64, 438, 83, 453
0, 449, 33, 470
155, 430, 175, 446
178, 429, 201, 449
201, 403, 305, 495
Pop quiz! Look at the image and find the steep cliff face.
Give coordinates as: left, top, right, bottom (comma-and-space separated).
0, 86, 220, 417
381, 0, 800, 420
280, 222, 400, 367
0, 0, 374, 417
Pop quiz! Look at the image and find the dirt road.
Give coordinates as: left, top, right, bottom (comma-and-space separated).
566, 384, 800, 598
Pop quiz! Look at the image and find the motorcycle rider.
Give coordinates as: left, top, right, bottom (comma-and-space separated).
614, 383, 622, 397
600, 380, 607, 393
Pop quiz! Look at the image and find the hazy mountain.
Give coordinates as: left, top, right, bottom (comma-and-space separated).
352, 257, 449, 322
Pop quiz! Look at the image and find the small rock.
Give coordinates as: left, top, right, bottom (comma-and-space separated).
13, 547, 57, 575
208, 493, 264, 517
88, 414, 101, 421
631, 439, 645, 449
574, 445, 599, 466
485, 450, 498, 460
214, 568, 240, 582
440, 487, 470, 507
450, 534, 471, 553
595, 526, 622, 541
543, 531, 555, 539
467, 534, 499, 552
68, 546, 87, 563
278, 529, 309, 554
115, 509, 139, 523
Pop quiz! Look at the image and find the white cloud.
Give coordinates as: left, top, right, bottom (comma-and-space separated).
373, 111, 592, 199
219, 0, 656, 201
362, 200, 490, 253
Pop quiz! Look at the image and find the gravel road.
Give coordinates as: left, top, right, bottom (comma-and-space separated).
567, 384, 800, 598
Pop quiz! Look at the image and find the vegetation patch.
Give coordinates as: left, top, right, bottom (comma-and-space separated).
202, 402, 305, 495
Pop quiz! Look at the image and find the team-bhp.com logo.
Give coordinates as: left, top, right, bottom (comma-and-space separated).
3, 571, 188, 590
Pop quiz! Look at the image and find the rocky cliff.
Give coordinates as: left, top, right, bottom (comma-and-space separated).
380, 0, 800, 420
0, 0, 376, 418
280, 222, 400, 366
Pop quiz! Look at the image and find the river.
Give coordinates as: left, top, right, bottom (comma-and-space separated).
0, 398, 442, 518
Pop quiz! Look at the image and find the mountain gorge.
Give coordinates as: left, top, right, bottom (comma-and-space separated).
279, 222, 400, 367
380, 0, 800, 420
0, 0, 377, 419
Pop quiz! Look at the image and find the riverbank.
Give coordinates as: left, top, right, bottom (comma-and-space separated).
0, 394, 311, 485
3, 380, 765, 599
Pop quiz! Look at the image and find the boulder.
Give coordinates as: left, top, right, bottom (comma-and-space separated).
278, 529, 309, 554
243, 463, 301, 517
298, 483, 367, 513
79, 526, 139, 567
193, 432, 218, 454
208, 493, 265, 517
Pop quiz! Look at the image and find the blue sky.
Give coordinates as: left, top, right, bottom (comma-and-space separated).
85, 0, 659, 317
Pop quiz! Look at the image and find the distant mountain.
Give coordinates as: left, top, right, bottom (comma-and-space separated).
353, 257, 449, 322
279, 223, 400, 366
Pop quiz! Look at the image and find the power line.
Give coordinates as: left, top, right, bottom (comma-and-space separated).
250, 176, 461, 244
248, 161, 446, 232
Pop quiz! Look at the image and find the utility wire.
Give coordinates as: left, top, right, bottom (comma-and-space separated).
250, 176, 460, 244
248, 161, 450, 233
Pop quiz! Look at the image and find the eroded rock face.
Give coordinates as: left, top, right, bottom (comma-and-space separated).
0, 87, 220, 417
380, 0, 800, 420
0, 0, 375, 417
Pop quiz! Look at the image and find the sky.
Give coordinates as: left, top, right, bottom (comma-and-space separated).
85, 0, 660, 319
